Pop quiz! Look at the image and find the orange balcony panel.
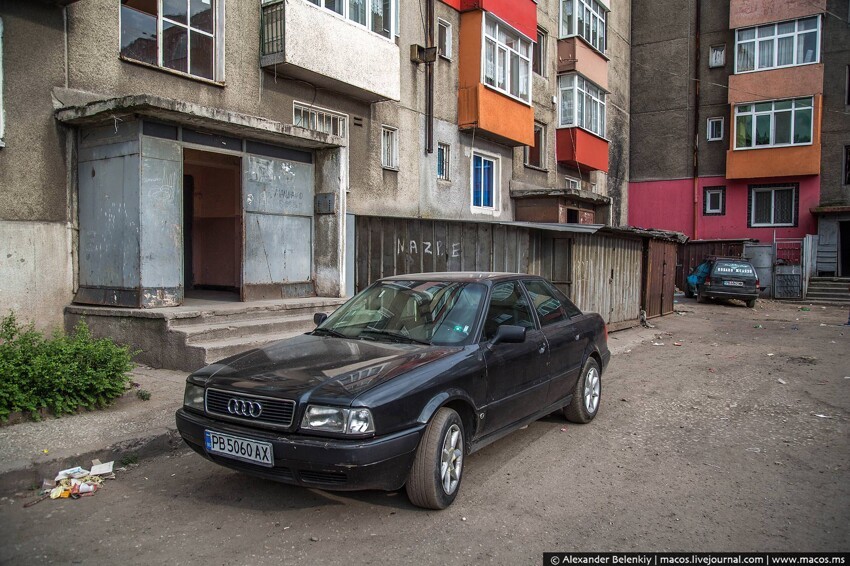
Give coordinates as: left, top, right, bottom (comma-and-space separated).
556, 128, 609, 173
557, 37, 608, 90
459, 84, 535, 146
729, 65, 823, 105
460, 0, 537, 38
730, 0, 824, 29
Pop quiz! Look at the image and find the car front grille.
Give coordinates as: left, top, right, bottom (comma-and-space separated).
205, 388, 296, 429
299, 470, 348, 485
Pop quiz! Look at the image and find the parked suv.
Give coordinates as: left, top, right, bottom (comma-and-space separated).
685, 258, 760, 308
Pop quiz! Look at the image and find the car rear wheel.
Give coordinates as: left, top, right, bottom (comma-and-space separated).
684, 287, 694, 298
696, 287, 706, 303
746, 298, 756, 308
564, 358, 601, 424
406, 407, 464, 510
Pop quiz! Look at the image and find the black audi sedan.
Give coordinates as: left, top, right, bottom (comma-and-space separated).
176, 273, 610, 509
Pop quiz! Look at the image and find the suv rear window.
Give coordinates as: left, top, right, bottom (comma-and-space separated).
713, 262, 755, 276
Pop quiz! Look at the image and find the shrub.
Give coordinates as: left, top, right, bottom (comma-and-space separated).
0, 313, 134, 421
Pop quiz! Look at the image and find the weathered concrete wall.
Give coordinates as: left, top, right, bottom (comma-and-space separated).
604, 0, 632, 226
820, 0, 850, 207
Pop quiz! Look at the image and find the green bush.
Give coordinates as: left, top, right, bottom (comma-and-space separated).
0, 313, 134, 421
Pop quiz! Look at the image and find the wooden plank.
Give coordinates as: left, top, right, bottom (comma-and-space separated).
517, 229, 530, 274
356, 216, 370, 291
370, 217, 383, 284
434, 221, 448, 272
446, 222, 463, 272
492, 225, 506, 272
476, 223, 492, 271
381, 218, 395, 279
461, 223, 478, 271
505, 228, 518, 273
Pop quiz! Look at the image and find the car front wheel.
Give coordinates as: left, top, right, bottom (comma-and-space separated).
564, 358, 601, 424
406, 407, 464, 509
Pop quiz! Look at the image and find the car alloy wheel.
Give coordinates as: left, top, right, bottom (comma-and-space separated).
440, 424, 463, 495
564, 358, 601, 424
583, 366, 601, 414
406, 407, 465, 509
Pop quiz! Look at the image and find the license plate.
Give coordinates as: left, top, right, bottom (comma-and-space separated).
204, 430, 274, 467
723, 280, 744, 286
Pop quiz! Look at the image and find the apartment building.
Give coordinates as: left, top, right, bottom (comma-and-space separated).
629, 0, 838, 246
0, 0, 630, 331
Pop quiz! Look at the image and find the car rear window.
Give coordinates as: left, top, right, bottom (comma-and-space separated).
713, 262, 755, 276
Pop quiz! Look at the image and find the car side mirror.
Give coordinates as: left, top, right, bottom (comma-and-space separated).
490, 325, 526, 347
313, 312, 328, 326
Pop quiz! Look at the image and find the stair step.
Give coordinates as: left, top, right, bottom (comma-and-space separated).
198, 329, 310, 365
169, 297, 347, 327
175, 313, 318, 344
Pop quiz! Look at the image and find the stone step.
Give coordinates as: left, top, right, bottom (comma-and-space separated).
807, 283, 850, 292
804, 291, 850, 301
169, 297, 347, 327
197, 329, 310, 366
176, 313, 318, 344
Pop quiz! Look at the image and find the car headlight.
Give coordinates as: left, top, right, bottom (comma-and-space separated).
301, 405, 375, 435
183, 383, 205, 411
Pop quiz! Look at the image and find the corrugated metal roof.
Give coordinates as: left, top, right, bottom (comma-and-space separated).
494, 221, 605, 234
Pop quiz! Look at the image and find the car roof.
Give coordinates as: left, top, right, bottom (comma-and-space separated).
379, 272, 535, 284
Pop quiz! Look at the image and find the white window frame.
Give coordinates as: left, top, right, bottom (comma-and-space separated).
437, 142, 451, 181
437, 18, 452, 60
525, 123, 546, 169
558, 0, 607, 53
533, 27, 547, 77
704, 186, 725, 215
565, 176, 580, 190
381, 125, 399, 170
0, 17, 4, 148
708, 44, 726, 68
119, 0, 225, 82
734, 16, 820, 74
470, 151, 500, 213
304, 0, 396, 40
734, 97, 813, 150
558, 73, 606, 138
293, 102, 348, 138
707, 117, 724, 141
750, 185, 797, 227
482, 14, 533, 105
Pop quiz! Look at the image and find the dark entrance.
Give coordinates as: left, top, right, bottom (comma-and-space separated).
183, 149, 242, 298
840, 221, 850, 277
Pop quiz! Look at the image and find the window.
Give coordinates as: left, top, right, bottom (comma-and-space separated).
305, 0, 395, 38
844, 146, 850, 185
120, 0, 221, 81
437, 19, 452, 59
525, 123, 546, 169
559, 0, 607, 53
707, 117, 724, 141
482, 281, 534, 340
471, 152, 498, 210
437, 142, 451, 181
533, 27, 547, 76
522, 280, 568, 327
381, 126, 398, 169
709, 44, 726, 68
735, 16, 820, 73
846, 65, 850, 106
0, 17, 4, 148
483, 15, 532, 104
293, 103, 347, 137
558, 73, 606, 138
703, 186, 726, 215
749, 184, 798, 227
565, 176, 580, 190
734, 97, 812, 149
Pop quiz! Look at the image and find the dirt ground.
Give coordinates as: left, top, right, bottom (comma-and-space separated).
1, 298, 848, 565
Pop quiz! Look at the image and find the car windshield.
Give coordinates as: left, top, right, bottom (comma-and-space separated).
316, 281, 487, 346
713, 262, 755, 276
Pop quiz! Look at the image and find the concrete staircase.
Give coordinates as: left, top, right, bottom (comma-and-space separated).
806, 277, 850, 304
65, 297, 348, 372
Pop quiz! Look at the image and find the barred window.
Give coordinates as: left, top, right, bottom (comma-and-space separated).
381, 126, 398, 169
293, 103, 347, 137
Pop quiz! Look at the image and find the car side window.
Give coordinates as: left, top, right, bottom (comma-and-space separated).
522, 280, 569, 327
482, 281, 535, 341
546, 282, 582, 318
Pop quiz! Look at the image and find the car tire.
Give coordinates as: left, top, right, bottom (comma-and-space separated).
564, 358, 601, 424
684, 286, 694, 299
696, 287, 706, 303
406, 407, 464, 510
746, 299, 756, 308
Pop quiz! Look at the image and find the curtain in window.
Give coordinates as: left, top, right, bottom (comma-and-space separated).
561, 0, 573, 36
753, 191, 772, 224
484, 39, 496, 86
777, 36, 793, 66
774, 189, 794, 224
473, 156, 483, 207
482, 158, 493, 208
349, 0, 365, 25
736, 114, 752, 148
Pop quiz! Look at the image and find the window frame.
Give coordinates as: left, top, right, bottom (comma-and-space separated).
525, 122, 546, 170
843, 145, 850, 186
707, 117, 724, 141
0, 17, 4, 148
703, 186, 726, 216
734, 16, 821, 74
437, 18, 452, 60
558, 73, 607, 138
470, 151, 500, 212
301, 0, 396, 39
381, 125, 399, 170
437, 142, 451, 181
119, 0, 225, 83
708, 44, 726, 68
533, 27, 547, 77
748, 183, 798, 228
293, 102, 348, 138
481, 14, 533, 105
734, 97, 813, 150
558, 0, 607, 53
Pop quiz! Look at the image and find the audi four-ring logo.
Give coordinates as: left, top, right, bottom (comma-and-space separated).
227, 398, 263, 418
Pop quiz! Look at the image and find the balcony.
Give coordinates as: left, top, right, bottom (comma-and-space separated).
556, 127, 609, 172
458, 0, 537, 38
730, 0, 825, 29
728, 64, 823, 105
557, 37, 608, 91
261, 0, 400, 102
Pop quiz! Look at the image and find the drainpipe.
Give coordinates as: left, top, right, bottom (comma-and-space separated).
692, 0, 701, 240
425, 0, 435, 154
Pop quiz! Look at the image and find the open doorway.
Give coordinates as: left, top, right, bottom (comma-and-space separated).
840, 221, 850, 277
183, 148, 242, 300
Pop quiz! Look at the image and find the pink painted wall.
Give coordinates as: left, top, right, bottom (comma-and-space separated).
629, 176, 819, 241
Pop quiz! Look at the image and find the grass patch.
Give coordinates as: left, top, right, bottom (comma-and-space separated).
0, 313, 135, 422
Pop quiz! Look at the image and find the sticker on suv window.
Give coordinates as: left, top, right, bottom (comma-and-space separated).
715, 263, 754, 275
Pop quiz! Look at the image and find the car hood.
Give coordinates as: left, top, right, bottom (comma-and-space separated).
190, 333, 460, 403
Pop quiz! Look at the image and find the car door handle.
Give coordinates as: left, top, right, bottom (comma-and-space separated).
538, 345, 546, 354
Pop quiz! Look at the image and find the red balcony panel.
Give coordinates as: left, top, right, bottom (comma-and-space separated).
460, 0, 537, 38
440, 0, 462, 10
556, 127, 609, 173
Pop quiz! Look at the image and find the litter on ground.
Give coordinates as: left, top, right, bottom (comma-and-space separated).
26, 460, 117, 507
